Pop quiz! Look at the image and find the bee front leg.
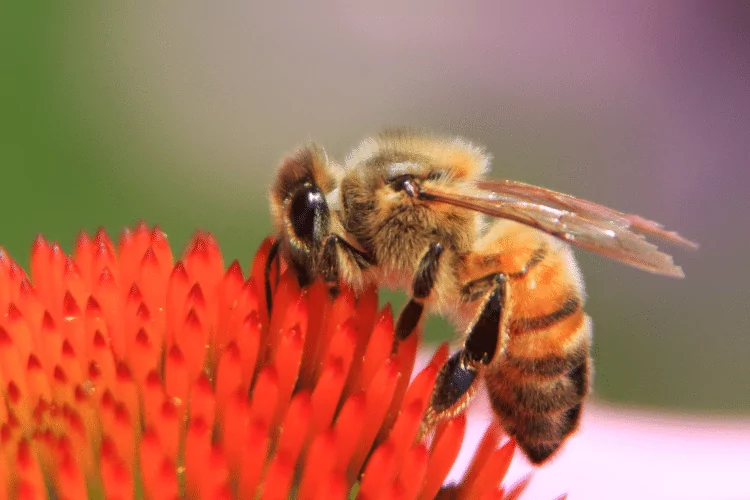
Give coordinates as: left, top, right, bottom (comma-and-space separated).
319, 234, 374, 298
264, 239, 282, 314
319, 235, 344, 297
265, 234, 373, 313
423, 274, 509, 428
394, 242, 445, 342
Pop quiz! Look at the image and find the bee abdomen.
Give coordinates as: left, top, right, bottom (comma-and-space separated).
487, 355, 590, 464
510, 403, 584, 464
486, 308, 592, 464
509, 296, 581, 335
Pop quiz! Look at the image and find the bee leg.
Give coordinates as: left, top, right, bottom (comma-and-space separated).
424, 275, 508, 428
394, 242, 445, 342
319, 235, 344, 298
264, 239, 281, 314
319, 234, 376, 298
463, 274, 509, 365
264, 234, 348, 313
423, 350, 481, 429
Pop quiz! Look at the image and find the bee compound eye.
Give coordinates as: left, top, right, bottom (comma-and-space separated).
389, 174, 419, 198
289, 185, 329, 242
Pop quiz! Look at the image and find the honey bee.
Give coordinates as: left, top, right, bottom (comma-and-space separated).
267, 129, 697, 464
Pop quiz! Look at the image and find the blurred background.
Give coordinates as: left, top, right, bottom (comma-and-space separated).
2, 0, 748, 421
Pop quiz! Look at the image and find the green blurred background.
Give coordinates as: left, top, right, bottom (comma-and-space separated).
3, 2, 748, 414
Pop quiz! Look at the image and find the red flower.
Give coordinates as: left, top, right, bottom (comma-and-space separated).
0, 223, 535, 499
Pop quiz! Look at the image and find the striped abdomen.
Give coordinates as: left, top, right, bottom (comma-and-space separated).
471, 221, 593, 463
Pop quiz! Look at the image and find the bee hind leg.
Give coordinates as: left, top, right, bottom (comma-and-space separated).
423, 275, 509, 430
422, 349, 481, 432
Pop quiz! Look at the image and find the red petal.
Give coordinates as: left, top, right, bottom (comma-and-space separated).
297, 429, 337, 500
359, 440, 397, 498
309, 318, 357, 437
221, 388, 249, 472
390, 443, 429, 500
165, 345, 189, 424
349, 357, 401, 477
189, 373, 216, 428
238, 419, 271, 499
275, 391, 312, 465
185, 417, 212, 497
332, 392, 366, 471
271, 322, 305, 425
358, 304, 395, 391
420, 415, 467, 500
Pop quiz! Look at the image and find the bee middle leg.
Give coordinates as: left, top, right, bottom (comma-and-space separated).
424, 274, 509, 427
394, 242, 445, 342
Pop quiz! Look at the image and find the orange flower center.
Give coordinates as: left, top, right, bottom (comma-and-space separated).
0, 223, 527, 499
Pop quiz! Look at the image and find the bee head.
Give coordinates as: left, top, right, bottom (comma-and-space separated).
269, 145, 337, 283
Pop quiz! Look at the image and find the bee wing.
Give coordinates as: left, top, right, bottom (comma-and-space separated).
476, 179, 698, 249
421, 179, 698, 278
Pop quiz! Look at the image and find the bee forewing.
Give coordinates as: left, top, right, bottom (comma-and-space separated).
421, 179, 698, 278
476, 179, 699, 250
